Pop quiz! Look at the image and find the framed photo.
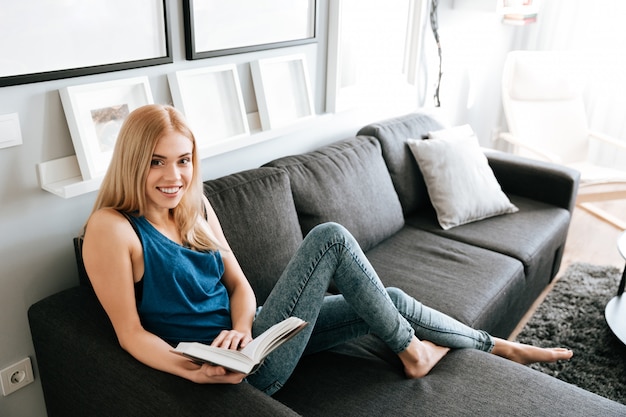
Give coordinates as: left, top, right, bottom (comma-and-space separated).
168, 64, 250, 151
0, 0, 171, 87
251, 54, 315, 130
183, 0, 317, 59
59, 77, 154, 180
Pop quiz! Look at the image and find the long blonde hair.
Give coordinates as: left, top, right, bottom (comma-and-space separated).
87, 104, 220, 251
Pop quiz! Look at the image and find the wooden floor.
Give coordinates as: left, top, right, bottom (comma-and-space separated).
509, 199, 626, 339
561, 200, 626, 269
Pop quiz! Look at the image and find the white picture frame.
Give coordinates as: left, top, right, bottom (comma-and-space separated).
183, 0, 317, 59
168, 64, 250, 153
250, 54, 315, 130
0, 0, 170, 87
59, 77, 154, 180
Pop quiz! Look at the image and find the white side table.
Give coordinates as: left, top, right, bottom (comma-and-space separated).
605, 232, 626, 344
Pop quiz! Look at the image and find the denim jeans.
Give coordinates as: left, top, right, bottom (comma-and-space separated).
246, 222, 494, 395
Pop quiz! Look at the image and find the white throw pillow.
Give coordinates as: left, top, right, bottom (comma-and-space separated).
407, 125, 518, 230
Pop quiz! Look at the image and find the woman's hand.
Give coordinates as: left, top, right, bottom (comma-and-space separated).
183, 328, 252, 384
211, 329, 253, 350
181, 359, 247, 384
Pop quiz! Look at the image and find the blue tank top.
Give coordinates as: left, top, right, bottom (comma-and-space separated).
126, 214, 232, 345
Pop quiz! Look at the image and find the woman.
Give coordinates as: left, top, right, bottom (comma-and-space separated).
82, 104, 572, 395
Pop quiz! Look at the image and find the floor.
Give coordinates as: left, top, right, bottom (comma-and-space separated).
509, 199, 626, 339
561, 200, 626, 269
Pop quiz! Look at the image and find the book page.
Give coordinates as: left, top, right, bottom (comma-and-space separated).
241, 317, 306, 360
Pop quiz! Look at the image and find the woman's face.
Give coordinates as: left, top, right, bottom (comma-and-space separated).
145, 130, 194, 212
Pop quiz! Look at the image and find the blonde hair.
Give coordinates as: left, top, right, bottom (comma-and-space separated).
87, 104, 220, 251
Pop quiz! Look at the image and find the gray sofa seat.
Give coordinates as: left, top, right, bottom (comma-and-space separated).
365, 227, 525, 337
406, 195, 570, 275
274, 335, 626, 417
406, 196, 571, 317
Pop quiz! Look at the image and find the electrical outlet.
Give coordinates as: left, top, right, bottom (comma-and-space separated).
0, 358, 34, 396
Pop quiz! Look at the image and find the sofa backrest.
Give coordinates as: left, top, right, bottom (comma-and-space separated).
264, 137, 404, 252
358, 112, 444, 215
203, 167, 303, 305
74, 236, 91, 287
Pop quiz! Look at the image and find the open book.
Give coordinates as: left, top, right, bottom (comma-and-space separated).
172, 316, 308, 374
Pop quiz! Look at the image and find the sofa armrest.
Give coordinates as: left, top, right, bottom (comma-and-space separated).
28, 286, 300, 417
485, 150, 581, 213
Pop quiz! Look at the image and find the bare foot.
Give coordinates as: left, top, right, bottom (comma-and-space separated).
492, 338, 573, 365
398, 337, 450, 378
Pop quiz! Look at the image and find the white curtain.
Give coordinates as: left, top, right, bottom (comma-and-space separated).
521, 0, 626, 142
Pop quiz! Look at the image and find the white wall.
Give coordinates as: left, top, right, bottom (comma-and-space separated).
0, 1, 526, 415
422, 0, 528, 145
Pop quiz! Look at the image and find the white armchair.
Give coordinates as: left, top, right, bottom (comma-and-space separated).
500, 50, 626, 230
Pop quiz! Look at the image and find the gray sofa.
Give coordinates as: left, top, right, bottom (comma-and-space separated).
28, 112, 626, 416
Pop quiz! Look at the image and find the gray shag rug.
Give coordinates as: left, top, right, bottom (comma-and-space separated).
516, 262, 626, 404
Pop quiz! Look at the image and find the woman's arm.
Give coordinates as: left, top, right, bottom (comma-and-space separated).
203, 198, 258, 350
83, 208, 245, 384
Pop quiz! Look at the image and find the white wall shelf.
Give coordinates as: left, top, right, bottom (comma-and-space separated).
37, 155, 103, 198
38, 112, 328, 198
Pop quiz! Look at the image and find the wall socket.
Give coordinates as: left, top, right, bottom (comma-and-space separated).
0, 358, 34, 396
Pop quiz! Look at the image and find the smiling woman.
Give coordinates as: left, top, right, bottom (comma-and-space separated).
81, 104, 254, 384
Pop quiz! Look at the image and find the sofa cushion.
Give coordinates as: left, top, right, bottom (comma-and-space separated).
358, 112, 445, 215
204, 167, 303, 305
406, 195, 572, 298
275, 337, 626, 417
407, 126, 518, 230
265, 137, 404, 252
364, 226, 526, 337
